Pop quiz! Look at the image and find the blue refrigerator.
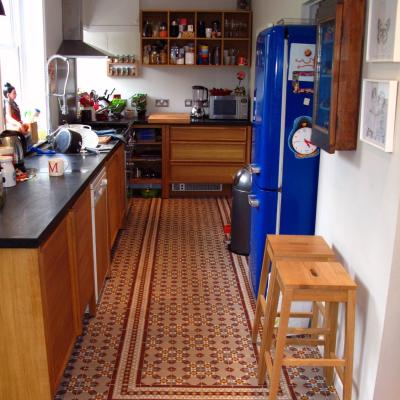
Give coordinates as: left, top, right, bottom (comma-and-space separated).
248, 24, 319, 295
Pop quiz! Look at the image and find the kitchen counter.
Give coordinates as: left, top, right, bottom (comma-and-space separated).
0, 142, 121, 248
85, 117, 251, 127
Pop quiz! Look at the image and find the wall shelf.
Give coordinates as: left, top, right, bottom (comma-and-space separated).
140, 9, 252, 67
107, 58, 138, 77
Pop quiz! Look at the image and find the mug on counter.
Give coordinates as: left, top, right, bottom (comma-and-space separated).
48, 157, 69, 177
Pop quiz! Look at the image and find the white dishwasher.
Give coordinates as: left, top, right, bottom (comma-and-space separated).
90, 167, 110, 302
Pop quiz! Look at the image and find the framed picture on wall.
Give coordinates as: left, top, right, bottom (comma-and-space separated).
359, 79, 398, 152
366, 0, 400, 62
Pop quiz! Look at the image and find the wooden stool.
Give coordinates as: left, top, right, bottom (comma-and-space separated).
252, 235, 336, 382
263, 260, 356, 400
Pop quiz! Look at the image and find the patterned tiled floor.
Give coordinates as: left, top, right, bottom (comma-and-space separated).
55, 198, 338, 400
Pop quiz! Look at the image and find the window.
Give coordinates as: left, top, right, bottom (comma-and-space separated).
0, 0, 47, 135
0, 0, 22, 130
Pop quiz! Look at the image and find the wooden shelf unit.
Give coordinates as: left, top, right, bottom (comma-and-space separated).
140, 9, 252, 67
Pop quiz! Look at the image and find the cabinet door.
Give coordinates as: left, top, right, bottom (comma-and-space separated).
106, 145, 126, 248
39, 217, 77, 394
311, 0, 366, 153
68, 187, 95, 331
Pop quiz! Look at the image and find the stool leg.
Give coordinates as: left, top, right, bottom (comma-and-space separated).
269, 289, 292, 400
343, 290, 356, 400
324, 302, 338, 386
311, 301, 320, 338
252, 249, 271, 344
257, 262, 279, 384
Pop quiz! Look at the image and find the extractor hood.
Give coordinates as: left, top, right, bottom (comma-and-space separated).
57, 0, 107, 57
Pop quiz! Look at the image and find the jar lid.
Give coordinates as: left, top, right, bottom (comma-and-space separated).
0, 146, 13, 155
0, 155, 13, 162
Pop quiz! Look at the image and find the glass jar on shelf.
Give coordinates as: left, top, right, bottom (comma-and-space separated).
177, 47, 185, 65
150, 46, 159, 64
160, 47, 168, 64
160, 22, 168, 38
185, 43, 195, 65
170, 46, 179, 64
143, 45, 151, 65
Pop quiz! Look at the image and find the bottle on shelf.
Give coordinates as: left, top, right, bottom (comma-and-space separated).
170, 19, 179, 37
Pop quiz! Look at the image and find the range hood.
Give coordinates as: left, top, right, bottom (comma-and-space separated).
57, 0, 107, 57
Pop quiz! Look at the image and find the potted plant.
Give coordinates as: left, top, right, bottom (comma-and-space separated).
130, 93, 147, 119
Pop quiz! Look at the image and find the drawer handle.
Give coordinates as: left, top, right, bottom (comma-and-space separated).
101, 178, 108, 188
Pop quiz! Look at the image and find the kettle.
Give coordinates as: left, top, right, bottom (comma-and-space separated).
0, 130, 27, 171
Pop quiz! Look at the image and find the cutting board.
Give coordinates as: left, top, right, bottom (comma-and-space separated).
148, 113, 191, 124
98, 136, 112, 144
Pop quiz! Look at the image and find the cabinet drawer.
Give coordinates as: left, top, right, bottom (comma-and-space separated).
170, 126, 247, 142
170, 164, 241, 183
170, 142, 246, 162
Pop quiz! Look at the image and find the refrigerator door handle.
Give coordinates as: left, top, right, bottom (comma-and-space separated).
248, 194, 260, 208
248, 164, 261, 174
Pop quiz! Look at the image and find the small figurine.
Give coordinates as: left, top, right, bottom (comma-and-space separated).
3, 82, 29, 134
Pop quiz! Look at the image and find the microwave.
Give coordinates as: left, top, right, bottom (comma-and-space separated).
209, 95, 249, 120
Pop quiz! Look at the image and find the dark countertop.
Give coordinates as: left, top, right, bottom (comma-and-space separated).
86, 117, 251, 127
0, 142, 120, 248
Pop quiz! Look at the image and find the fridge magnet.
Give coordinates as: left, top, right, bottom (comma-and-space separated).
288, 116, 319, 159
359, 79, 398, 152
366, 0, 400, 61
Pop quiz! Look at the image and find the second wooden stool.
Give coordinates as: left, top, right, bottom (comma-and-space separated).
252, 235, 336, 382
262, 260, 356, 400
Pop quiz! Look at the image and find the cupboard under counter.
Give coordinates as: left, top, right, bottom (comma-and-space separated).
0, 142, 126, 400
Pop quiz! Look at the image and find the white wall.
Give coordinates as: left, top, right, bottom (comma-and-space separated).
316, 63, 400, 400
43, 0, 63, 131
77, 0, 249, 113
251, 1, 400, 399
44, 0, 62, 57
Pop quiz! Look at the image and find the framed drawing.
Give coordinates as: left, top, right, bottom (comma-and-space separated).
359, 79, 398, 152
366, 0, 400, 61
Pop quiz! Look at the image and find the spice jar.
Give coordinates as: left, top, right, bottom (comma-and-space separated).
177, 47, 185, 64
150, 46, 159, 64
170, 46, 178, 64
143, 45, 151, 64
160, 48, 167, 64
185, 43, 195, 65
160, 22, 168, 38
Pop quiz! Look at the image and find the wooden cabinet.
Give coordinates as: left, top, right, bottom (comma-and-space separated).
167, 125, 251, 193
39, 218, 77, 393
106, 145, 126, 248
0, 215, 78, 400
68, 187, 96, 332
311, 0, 366, 153
140, 9, 252, 67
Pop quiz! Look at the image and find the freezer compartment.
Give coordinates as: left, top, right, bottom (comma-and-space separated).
248, 187, 279, 295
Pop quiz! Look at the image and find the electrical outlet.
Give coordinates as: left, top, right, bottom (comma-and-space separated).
185, 99, 193, 107
155, 99, 169, 107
